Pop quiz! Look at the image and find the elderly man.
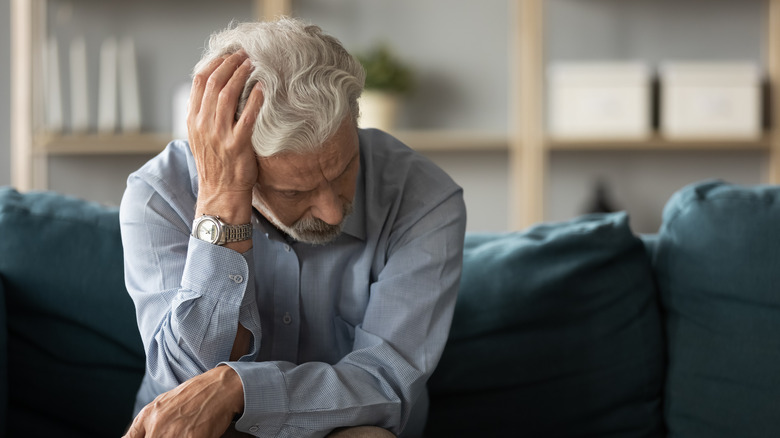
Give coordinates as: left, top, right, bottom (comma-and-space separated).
120, 18, 466, 438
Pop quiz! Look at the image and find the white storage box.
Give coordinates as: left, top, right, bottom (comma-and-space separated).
660, 62, 761, 139
548, 62, 651, 139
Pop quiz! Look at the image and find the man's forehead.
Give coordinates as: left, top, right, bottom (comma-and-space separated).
259, 136, 358, 189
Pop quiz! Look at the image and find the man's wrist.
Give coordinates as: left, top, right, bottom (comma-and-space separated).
218, 364, 246, 418
196, 189, 253, 225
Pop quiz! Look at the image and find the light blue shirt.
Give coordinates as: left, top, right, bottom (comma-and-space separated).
119, 128, 466, 438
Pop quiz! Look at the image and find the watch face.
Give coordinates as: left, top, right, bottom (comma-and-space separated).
196, 218, 220, 243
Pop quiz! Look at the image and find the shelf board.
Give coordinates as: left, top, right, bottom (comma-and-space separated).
33, 131, 771, 156
34, 133, 172, 155
548, 134, 771, 151
32, 130, 508, 155
391, 130, 509, 152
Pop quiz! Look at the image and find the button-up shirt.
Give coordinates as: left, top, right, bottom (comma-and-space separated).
119, 128, 466, 438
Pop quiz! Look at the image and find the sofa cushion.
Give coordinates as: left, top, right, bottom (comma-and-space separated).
0, 187, 145, 437
426, 212, 665, 437
654, 180, 780, 438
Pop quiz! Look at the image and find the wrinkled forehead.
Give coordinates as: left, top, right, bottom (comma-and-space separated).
257, 121, 359, 190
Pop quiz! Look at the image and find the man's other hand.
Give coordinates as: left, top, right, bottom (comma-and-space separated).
123, 366, 244, 438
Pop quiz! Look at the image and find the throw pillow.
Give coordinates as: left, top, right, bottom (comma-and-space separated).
426, 212, 665, 437
655, 180, 780, 438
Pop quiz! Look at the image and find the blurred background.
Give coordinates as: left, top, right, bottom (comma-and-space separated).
1, 0, 773, 233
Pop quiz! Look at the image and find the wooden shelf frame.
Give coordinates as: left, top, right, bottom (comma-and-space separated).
11, 0, 780, 231
511, 0, 780, 229
33, 133, 173, 156
9, 0, 292, 192
768, 0, 780, 182
548, 135, 772, 151
394, 130, 509, 152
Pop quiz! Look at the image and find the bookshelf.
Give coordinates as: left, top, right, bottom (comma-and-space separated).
9, 0, 288, 191
11, 0, 779, 230
512, 0, 780, 229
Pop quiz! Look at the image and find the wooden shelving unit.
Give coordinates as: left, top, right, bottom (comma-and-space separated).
33, 133, 174, 156
10, 0, 504, 191
11, 0, 780, 230
394, 130, 508, 152
512, 0, 780, 229
9, 0, 290, 191
547, 135, 771, 152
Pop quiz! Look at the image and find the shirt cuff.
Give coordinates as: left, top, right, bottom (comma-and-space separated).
222, 361, 290, 436
181, 236, 252, 306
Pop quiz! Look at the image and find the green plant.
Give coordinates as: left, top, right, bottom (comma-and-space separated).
356, 44, 414, 94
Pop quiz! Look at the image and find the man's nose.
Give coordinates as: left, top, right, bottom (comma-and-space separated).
311, 186, 343, 225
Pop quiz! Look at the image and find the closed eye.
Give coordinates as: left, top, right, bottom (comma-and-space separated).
280, 190, 303, 199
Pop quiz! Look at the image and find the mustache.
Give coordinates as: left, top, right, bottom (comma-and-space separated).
290, 201, 354, 244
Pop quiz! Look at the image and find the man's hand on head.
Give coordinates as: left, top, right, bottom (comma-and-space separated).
188, 51, 264, 229
123, 365, 245, 438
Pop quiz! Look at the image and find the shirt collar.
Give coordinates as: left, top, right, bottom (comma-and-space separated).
341, 149, 366, 241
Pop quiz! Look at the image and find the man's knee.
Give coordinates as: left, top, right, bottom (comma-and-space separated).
326, 426, 397, 438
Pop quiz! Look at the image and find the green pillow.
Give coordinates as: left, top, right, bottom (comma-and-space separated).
0, 187, 145, 437
426, 212, 665, 437
655, 180, 780, 438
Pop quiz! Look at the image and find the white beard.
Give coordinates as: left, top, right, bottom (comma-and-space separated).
252, 188, 351, 245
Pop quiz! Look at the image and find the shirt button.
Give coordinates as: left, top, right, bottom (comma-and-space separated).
284, 244, 292, 252
229, 274, 243, 284
283, 312, 292, 325
249, 425, 259, 433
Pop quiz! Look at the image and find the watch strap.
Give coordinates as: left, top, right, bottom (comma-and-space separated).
222, 222, 253, 243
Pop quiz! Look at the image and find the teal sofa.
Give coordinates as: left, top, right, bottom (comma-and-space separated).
1, 180, 779, 437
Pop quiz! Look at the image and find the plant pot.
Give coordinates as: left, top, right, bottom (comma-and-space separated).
358, 90, 401, 131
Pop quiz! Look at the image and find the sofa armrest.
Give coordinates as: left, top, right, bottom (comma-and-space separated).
0, 187, 144, 437
0, 275, 7, 438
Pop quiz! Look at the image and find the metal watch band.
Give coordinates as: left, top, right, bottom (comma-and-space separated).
223, 223, 253, 243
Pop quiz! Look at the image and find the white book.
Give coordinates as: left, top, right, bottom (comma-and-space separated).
119, 37, 142, 133
45, 36, 64, 133
69, 36, 89, 133
98, 37, 118, 134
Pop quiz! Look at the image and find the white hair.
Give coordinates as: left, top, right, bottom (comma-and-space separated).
193, 17, 365, 157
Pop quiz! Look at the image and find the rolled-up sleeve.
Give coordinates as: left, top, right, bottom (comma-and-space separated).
120, 173, 261, 392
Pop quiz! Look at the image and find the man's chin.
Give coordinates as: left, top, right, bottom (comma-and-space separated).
254, 197, 353, 246
287, 207, 352, 245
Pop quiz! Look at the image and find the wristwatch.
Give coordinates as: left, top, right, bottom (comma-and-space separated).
192, 214, 253, 245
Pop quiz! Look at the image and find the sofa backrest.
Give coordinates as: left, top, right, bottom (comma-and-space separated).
0, 187, 145, 438
653, 180, 780, 438
426, 211, 666, 437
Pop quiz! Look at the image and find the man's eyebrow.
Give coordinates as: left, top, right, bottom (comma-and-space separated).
319, 148, 359, 185
334, 149, 359, 178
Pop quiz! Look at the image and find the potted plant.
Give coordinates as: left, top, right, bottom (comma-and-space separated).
356, 44, 414, 131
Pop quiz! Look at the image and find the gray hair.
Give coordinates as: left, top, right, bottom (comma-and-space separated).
192, 18, 365, 157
